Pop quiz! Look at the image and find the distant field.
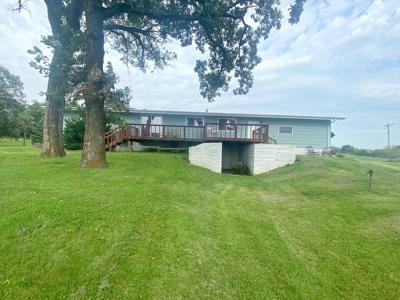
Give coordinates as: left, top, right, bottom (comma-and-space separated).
1, 140, 399, 299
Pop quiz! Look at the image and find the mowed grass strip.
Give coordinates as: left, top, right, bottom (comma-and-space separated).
0, 140, 399, 299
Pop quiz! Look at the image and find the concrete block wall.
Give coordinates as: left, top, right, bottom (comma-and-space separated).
189, 143, 222, 173
188, 143, 296, 175
251, 144, 296, 175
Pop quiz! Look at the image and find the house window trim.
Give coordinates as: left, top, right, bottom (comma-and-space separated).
140, 115, 163, 125
185, 116, 205, 127
278, 125, 293, 134
217, 118, 237, 131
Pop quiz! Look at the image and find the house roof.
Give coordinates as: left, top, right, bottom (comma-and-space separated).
125, 109, 346, 121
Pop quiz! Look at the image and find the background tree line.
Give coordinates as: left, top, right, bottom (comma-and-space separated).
333, 145, 400, 160
0, 65, 43, 144
0, 62, 130, 149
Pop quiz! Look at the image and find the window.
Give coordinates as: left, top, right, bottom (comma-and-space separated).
279, 126, 293, 134
218, 118, 236, 130
140, 115, 162, 125
186, 117, 204, 126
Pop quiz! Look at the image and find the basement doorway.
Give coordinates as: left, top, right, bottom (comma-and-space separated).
221, 143, 252, 174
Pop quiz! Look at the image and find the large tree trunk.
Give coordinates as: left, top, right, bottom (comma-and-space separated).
40, 1, 83, 157
80, 0, 107, 168
41, 48, 66, 157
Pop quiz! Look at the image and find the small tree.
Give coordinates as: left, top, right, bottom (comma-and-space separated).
31, 121, 44, 145
64, 116, 85, 150
26, 102, 45, 145
18, 109, 33, 146
16, 101, 45, 146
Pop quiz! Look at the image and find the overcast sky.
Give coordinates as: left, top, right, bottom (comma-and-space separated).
1, 0, 399, 148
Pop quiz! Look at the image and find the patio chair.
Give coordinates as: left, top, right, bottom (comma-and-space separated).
322, 147, 333, 156
306, 146, 318, 156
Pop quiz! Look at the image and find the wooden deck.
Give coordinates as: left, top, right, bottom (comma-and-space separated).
105, 123, 277, 150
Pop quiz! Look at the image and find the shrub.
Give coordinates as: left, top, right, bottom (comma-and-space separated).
341, 145, 356, 154
356, 149, 369, 156
328, 147, 340, 155
232, 161, 250, 175
64, 116, 85, 150
141, 147, 159, 152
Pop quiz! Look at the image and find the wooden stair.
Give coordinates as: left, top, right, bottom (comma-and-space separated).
104, 127, 137, 150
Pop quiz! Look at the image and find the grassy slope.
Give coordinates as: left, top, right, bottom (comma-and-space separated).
0, 140, 399, 299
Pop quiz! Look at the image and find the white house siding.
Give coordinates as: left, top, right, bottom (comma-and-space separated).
266, 119, 330, 149
189, 143, 222, 173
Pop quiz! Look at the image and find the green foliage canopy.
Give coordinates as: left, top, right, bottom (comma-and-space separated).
27, 0, 307, 103
64, 116, 85, 150
0, 65, 25, 138
102, 0, 307, 100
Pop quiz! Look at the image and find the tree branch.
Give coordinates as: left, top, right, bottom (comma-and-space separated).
43, 0, 65, 38
12, 0, 29, 12
67, 0, 83, 32
104, 24, 157, 36
102, 3, 241, 22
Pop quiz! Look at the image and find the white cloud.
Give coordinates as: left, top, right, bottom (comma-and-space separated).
0, 0, 51, 99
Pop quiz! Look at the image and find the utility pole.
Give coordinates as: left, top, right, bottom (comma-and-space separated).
384, 123, 394, 149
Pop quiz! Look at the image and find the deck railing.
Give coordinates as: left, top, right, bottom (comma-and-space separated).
105, 123, 276, 150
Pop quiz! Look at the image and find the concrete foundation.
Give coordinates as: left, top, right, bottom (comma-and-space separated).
188, 143, 223, 173
243, 144, 296, 175
189, 143, 296, 175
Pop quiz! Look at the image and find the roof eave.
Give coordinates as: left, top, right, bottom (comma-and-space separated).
125, 109, 345, 121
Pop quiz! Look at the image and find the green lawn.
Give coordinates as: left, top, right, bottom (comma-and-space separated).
1, 140, 399, 299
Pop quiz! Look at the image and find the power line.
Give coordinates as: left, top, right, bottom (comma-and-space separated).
384, 123, 394, 148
